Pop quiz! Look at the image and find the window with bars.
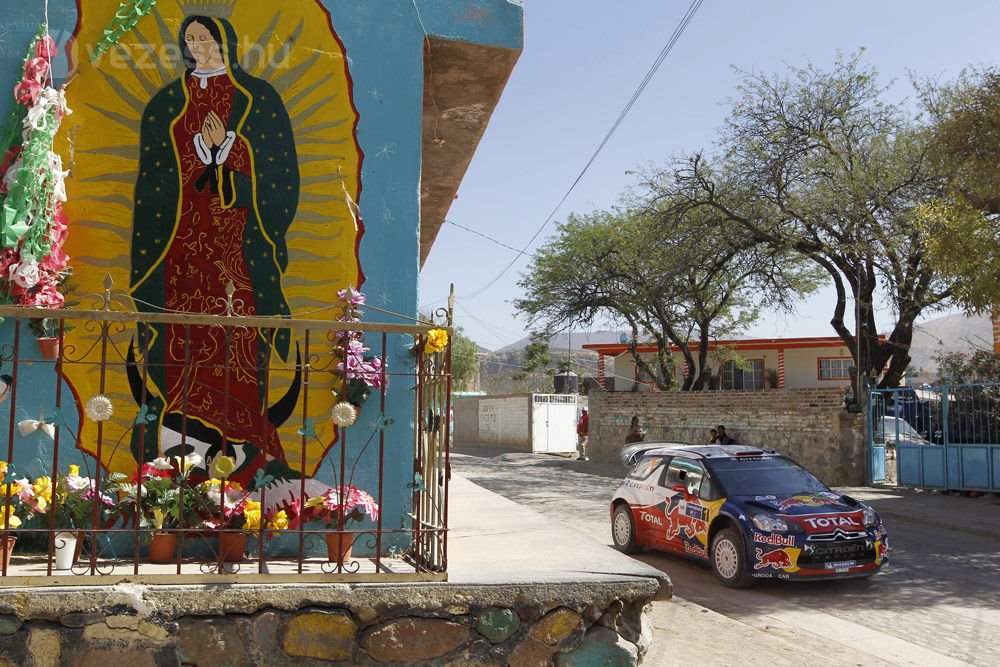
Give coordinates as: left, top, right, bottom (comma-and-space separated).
721, 359, 764, 390
818, 357, 853, 380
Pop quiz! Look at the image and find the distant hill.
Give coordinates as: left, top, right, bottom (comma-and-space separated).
495, 329, 625, 353
907, 312, 992, 380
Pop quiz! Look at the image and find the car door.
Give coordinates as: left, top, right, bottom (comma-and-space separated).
624, 455, 670, 546
660, 457, 712, 557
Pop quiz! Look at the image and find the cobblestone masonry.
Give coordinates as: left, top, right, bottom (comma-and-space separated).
0, 580, 658, 666
589, 388, 866, 485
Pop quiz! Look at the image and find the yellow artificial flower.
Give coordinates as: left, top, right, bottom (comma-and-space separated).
68, 464, 80, 477
425, 328, 449, 355
0, 507, 20, 530
0, 461, 8, 478
303, 495, 325, 509
211, 456, 237, 480
243, 500, 262, 531
32, 477, 52, 505
267, 510, 289, 532
152, 507, 166, 531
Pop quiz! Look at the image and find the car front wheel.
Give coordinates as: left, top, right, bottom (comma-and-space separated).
711, 527, 753, 588
612, 504, 638, 553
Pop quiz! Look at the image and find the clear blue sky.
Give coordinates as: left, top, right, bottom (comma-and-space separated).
418, 1, 1000, 350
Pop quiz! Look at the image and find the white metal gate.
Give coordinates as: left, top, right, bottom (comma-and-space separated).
531, 394, 580, 453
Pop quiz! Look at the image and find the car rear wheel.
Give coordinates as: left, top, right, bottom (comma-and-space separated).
711, 527, 753, 588
612, 504, 638, 553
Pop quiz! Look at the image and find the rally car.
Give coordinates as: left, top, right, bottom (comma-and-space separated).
611, 443, 889, 587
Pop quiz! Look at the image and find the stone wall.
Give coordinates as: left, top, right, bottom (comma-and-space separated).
453, 395, 533, 451
0, 580, 658, 666
589, 388, 866, 485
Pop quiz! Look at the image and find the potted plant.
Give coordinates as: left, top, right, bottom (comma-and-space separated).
29, 317, 60, 359
0, 461, 24, 570
293, 484, 380, 564
200, 456, 289, 562
117, 454, 213, 563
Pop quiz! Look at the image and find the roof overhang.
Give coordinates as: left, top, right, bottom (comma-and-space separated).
419, 37, 521, 266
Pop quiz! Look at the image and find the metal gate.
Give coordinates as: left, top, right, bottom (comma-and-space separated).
868, 385, 1000, 492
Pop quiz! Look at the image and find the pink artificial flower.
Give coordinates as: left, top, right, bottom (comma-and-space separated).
24, 281, 64, 308
24, 58, 50, 85
14, 80, 41, 107
0, 147, 21, 191
337, 286, 366, 307
36, 35, 57, 60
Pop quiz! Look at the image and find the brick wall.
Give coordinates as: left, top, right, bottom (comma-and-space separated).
589, 388, 865, 485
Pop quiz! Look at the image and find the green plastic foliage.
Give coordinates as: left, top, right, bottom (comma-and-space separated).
90, 0, 160, 61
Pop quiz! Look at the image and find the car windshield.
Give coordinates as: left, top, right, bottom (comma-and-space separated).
708, 457, 828, 496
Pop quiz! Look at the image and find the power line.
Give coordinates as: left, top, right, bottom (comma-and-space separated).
458, 0, 706, 300
444, 219, 536, 258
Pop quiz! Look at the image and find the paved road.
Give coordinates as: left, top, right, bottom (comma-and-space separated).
452, 447, 1000, 666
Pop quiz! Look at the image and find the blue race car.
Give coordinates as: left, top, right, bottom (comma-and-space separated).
611, 444, 889, 587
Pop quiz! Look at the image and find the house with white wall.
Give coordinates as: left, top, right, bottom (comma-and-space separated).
584, 336, 873, 391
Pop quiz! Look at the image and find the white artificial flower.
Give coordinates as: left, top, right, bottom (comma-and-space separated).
331, 401, 358, 427
84, 394, 114, 422
151, 457, 173, 471
9, 259, 40, 289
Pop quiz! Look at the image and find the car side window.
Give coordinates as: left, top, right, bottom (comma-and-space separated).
627, 456, 665, 481
698, 474, 720, 501
664, 458, 705, 496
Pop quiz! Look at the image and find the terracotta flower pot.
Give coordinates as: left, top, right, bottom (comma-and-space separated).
0, 536, 15, 571
149, 532, 179, 564
36, 337, 60, 359
325, 531, 354, 564
218, 532, 248, 562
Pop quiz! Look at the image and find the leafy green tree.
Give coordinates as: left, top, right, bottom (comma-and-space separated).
514, 205, 815, 390
669, 53, 950, 389
916, 69, 1000, 313
450, 326, 480, 391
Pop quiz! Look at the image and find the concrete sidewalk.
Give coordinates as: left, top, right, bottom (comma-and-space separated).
446, 474, 671, 596
836, 485, 1000, 542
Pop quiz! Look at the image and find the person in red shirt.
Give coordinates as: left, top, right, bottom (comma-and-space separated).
576, 409, 590, 461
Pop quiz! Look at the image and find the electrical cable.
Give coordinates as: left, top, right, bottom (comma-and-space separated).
456, 0, 706, 301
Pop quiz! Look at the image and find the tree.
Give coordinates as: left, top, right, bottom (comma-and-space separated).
669, 53, 951, 390
917, 70, 1000, 313
450, 327, 480, 391
514, 205, 815, 390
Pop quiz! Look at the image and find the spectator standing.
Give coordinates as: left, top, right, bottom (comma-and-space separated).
576, 409, 590, 461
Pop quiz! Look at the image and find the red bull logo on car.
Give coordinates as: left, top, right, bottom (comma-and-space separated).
773, 492, 842, 511
754, 547, 801, 573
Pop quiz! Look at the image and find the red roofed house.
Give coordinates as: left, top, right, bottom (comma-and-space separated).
584, 336, 869, 392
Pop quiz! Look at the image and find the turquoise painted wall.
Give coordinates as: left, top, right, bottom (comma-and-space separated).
0, 0, 523, 555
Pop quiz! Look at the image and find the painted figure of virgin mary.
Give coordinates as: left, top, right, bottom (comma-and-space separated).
128, 11, 301, 483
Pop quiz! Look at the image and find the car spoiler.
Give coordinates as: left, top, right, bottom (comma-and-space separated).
620, 443, 664, 468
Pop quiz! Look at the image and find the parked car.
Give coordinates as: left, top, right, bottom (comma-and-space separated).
610, 444, 889, 587
874, 416, 933, 446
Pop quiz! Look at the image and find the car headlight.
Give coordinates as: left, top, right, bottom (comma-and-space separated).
862, 505, 878, 528
752, 513, 789, 532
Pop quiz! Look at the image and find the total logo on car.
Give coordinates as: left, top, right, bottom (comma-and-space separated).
611, 443, 889, 588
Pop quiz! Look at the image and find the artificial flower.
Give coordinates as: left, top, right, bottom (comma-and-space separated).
31, 476, 52, 506
331, 401, 357, 427
24, 57, 50, 85
14, 79, 40, 106
266, 509, 289, 531
425, 328, 449, 355
337, 286, 366, 307
36, 35, 57, 60
68, 464, 79, 477
0, 506, 21, 530
211, 455, 236, 480
9, 259, 40, 289
150, 457, 173, 471
84, 394, 114, 422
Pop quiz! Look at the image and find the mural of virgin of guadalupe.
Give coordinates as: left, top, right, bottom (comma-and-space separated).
128, 14, 301, 484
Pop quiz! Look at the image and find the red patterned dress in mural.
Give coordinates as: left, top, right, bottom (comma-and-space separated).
129, 16, 300, 483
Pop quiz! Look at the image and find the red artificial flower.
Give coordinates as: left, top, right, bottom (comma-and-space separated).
24, 58, 50, 85
14, 80, 41, 107
36, 36, 57, 60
